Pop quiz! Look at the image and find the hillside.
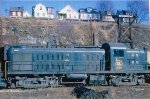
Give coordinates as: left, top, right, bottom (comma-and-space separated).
0, 17, 150, 48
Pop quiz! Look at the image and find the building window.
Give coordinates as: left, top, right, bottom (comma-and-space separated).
114, 49, 124, 57
17, 12, 21, 16
40, 6, 42, 10
43, 13, 45, 16
12, 12, 16, 16
37, 13, 39, 16
47, 8, 52, 14
52, 54, 54, 60
47, 55, 49, 60
41, 55, 43, 60
61, 54, 64, 60
57, 54, 59, 60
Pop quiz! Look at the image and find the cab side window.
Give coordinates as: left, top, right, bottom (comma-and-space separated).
114, 49, 124, 57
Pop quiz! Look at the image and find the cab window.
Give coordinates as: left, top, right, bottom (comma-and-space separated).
114, 49, 124, 57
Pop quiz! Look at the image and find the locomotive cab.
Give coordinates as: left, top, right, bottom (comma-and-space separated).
103, 43, 148, 85
102, 43, 127, 71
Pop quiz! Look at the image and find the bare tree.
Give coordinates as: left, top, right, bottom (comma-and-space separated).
127, 0, 149, 23
97, 0, 114, 12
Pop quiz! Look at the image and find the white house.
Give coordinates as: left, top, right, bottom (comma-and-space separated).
101, 11, 115, 22
47, 7, 55, 19
79, 7, 100, 21
58, 5, 79, 20
23, 11, 31, 18
9, 7, 24, 18
32, 3, 54, 19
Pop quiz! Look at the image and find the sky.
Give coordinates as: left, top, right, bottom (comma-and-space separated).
0, 0, 131, 15
0, 0, 149, 24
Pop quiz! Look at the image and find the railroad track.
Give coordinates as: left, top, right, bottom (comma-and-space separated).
132, 85, 150, 88
1, 84, 150, 92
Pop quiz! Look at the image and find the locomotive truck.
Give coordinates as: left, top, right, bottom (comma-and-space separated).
0, 43, 149, 88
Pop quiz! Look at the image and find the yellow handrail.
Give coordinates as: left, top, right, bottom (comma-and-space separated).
5, 61, 10, 80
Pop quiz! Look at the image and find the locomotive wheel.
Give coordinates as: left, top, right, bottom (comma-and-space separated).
112, 76, 121, 86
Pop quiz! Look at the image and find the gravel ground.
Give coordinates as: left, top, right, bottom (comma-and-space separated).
0, 87, 76, 99
0, 86, 150, 99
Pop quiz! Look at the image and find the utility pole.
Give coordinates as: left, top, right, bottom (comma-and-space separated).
128, 18, 133, 48
117, 17, 121, 42
92, 32, 95, 46
90, 17, 93, 46
12, 26, 18, 44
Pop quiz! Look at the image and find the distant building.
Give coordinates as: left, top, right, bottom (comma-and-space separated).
116, 10, 135, 23
101, 11, 115, 22
58, 5, 79, 20
9, 7, 24, 18
32, 3, 54, 19
23, 11, 31, 18
47, 7, 55, 19
79, 7, 100, 21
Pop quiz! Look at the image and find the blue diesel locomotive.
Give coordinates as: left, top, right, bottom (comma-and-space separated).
0, 43, 148, 88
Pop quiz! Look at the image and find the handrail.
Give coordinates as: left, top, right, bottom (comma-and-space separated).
5, 61, 10, 80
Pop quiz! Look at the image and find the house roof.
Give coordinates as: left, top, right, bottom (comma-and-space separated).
116, 10, 135, 18
58, 5, 78, 14
117, 10, 133, 15
100, 11, 114, 16
23, 11, 31, 17
32, 3, 53, 10
102, 43, 127, 50
9, 7, 24, 12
